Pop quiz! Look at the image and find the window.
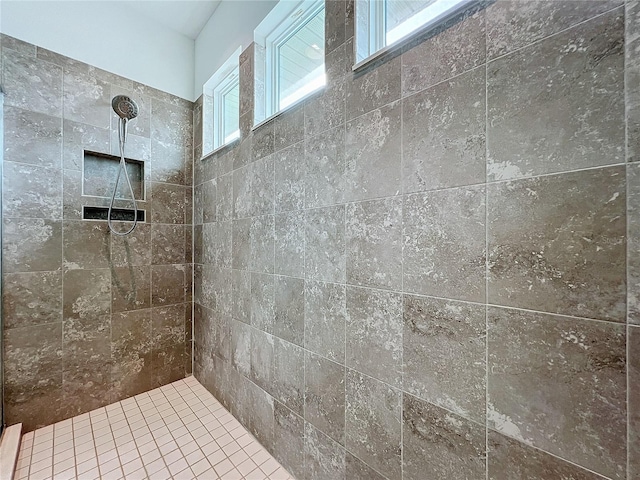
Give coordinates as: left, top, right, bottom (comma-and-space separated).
254, 0, 325, 124
203, 47, 241, 154
215, 71, 240, 147
355, 0, 473, 67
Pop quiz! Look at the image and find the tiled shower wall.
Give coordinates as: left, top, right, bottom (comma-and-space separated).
1, 35, 194, 432
194, 0, 640, 479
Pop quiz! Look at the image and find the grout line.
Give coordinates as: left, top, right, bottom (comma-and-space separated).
214, 160, 630, 226
195, 272, 628, 328
484, 9, 490, 475
485, 2, 626, 65
399, 71, 405, 480
487, 426, 614, 480
624, 3, 631, 479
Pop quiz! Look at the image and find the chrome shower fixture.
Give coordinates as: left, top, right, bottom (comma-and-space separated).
108, 95, 140, 236
111, 95, 139, 120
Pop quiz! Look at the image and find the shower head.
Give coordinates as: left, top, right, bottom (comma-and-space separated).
112, 95, 139, 120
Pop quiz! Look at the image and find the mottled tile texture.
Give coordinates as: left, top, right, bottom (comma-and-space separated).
184, 2, 633, 479
2, 36, 193, 432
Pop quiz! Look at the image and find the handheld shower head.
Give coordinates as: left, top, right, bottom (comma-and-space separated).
112, 95, 139, 120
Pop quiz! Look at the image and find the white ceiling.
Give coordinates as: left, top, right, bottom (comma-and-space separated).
123, 0, 222, 39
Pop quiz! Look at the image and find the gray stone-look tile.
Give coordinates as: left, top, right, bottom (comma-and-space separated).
63, 220, 110, 270
304, 281, 346, 363
111, 309, 153, 401
346, 197, 402, 290
304, 422, 346, 480
239, 46, 254, 117
488, 167, 626, 322
3, 162, 62, 220
275, 211, 305, 278
250, 328, 275, 393
201, 221, 231, 268
488, 431, 608, 480
63, 269, 111, 320
4, 323, 63, 432
2, 34, 36, 56
3, 271, 62, 329
345, 453, 386, 480
488, 307, 626, 480
486, 0, 623, 60
112, 266, 151, 313
250, 215, 275, 274
4, 106, 62, 168
274, 402, 305, 479
110, 222, 151, 267
629, 1, 640, 162
304, 79, 346, 138
326, 42, 350, 84
325, 0, 346, 54
150, 99, 192, 149
200, 179, 217, 224
63, 71, 111, 128
403, 185, 486, 302
216, 172, 233, 222
404, 294, 486, 423
3, 218, 62, 273
274, 276, 304, 346
630, 326, 640, 479
232, 218, 251, 270
403, 393, 486, 480
346, 286, 402, 387
347, 56, 400, 120
233, 163, 252, 219
344, 101, 401, 202
252, 120, 275, 162
345, 369, 401, 479
151, 264, 186, 306
232, 269, 251, 324
230, 318, 251, 378
305, 351, 345, 445
273, 338, 304, 415
3, 49, 63, 117
274, 104, 304, 152
402, 67, 485, 193
62, 119, 110, 171
275, 142, 305, 213
152, 140, 191, 185
251, 272, 275, 334
150, 182, 187, 224
252, 154, 275, 216
62, 313, 111, 417
152, 224, 185, 265
109, 130, 151, 162
630, 164, 640, 324
305, 205, 346, 284
305, 126, 345, 209
402, 9, 485, 95
151, 304, 186, 387
487, 9, 625, 180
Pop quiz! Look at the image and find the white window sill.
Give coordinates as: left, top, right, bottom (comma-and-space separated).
200, 137, 240, 161
353, 0, 475, 73
252, 84, 326, 131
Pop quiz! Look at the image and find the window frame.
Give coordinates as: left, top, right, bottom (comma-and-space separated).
213, 67, 240, 149
354, 0, 476, 71
202, 46, 242, 156
254, 0, 326, 126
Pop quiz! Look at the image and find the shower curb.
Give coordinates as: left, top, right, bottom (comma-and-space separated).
0, 423, 22, 480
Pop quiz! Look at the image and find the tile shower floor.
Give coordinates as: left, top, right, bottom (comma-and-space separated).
14, 377, 293, 480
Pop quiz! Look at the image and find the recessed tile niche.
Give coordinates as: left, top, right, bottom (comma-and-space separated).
83, 151, 145, 200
